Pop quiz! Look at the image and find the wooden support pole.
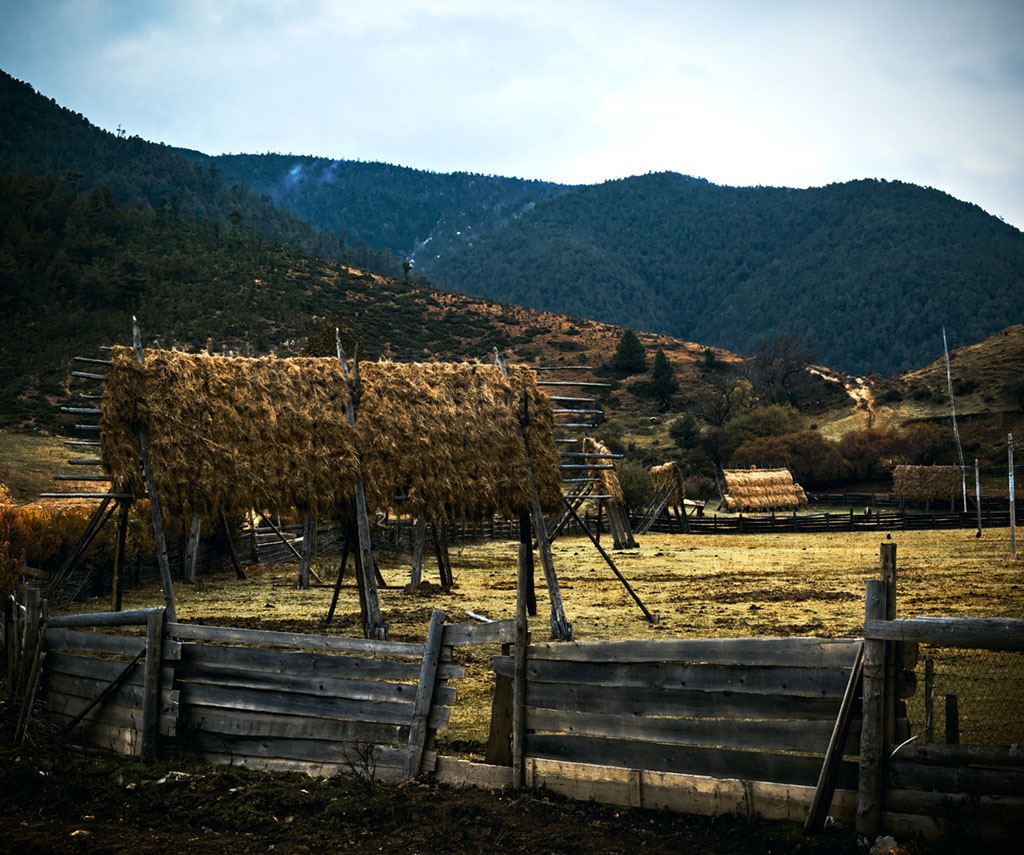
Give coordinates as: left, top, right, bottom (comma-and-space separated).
562, 497, 656, 624
297, 510, 315, 589
975, 459, 983, 536
141, 608, 165, 761
513, 513, 529, 788
184, 512, 201, 584
48, 495, 113, 597
857, 578, 887, 838
531, 490, 571, 640
111, 501, 129, 611
219, 510, 247, 580
880, 542, 897, 746
404, 608, 446, 779
1010, 433, 1017, 560
132, 318, 176, 623
410, 516, 426, 587
324, 529, 351, 626
805, 642, 864, 832
338, 332, 386, 639
924, 658, 935, 743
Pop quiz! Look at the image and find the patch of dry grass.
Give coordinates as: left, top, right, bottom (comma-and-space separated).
66, 527, 1023, 753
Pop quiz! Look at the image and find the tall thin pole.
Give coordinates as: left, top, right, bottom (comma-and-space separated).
974, 459, 982, 537
1010, 434, 1017, 560
942, 328, 967, 512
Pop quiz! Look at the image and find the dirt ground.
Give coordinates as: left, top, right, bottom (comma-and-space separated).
4, 527, 1020, 853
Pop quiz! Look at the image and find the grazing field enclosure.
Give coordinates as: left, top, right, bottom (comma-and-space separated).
65, 527, 1023, 754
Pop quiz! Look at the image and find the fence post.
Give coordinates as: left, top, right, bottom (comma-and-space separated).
141, 608, 165, 761
880, 543, 897, 745
857, 578, 887, 838
512, 512, 530, 788
1010, 434, 1017, 560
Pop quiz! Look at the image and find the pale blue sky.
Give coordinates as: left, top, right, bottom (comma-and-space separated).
2, 0, 1023, 230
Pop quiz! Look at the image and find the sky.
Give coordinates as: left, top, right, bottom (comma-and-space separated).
2, 0, 1024, 230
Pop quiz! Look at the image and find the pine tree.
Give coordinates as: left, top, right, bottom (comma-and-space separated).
611, 329, 646, 374
650, 348, 678, 410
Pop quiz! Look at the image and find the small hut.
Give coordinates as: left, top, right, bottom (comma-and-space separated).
721, 467, 807, 512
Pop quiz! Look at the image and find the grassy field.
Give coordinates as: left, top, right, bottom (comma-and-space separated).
66, 526, 1022, 754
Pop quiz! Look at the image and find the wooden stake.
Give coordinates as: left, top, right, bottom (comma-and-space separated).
219, 510, 247, 580
184, 512, 201, 583
1010, 433, 1017, 560
297, 510, 315, 589
141, 608, 164, 760
404, 609, 446, 779
111, 501, 129, 611
513, 513, 529, 788
324, 528, 351, 627
410, 516, 426, 586
975, 459, 982, 537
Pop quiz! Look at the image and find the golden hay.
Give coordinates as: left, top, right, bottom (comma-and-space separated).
100, 348, 561, 524
649, 462, 686, 507
892, 465, 962, 502
582, 437, 624, 503
721, 467, 807, 512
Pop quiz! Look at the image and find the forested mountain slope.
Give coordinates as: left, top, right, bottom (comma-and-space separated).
176, 151, 573, 269
428, 172, 1024, 376
0, 70, 399, 274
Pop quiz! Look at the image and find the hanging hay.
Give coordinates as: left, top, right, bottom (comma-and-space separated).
582, 437, 624, 503
892, 465, 961, 502
721, 467, 807, 512
100, 348, 561, 523
650, 462, 686, 507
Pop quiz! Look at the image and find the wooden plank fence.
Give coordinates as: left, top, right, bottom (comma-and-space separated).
493, 636, 866, 821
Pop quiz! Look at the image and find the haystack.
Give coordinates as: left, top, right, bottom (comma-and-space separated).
582, 437, 624, 503
650, 462, 686, 507
892, 465, 961, 502
721, 467, 807, 512
100, 348, 561, 524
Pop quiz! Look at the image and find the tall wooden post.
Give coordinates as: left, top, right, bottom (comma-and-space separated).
975, 459, 982, 537
857, 578, 887, 837
132, 318, 176, 623
141, 608, 165, 760
337, 331, 386, 639
513, 512, 530, 788
111, 501, 129, 611
184, 512, 201, 584
297, 510, 315, 589
1010, 434, 1017, 560
880, 543, 897, 746
409, 516, 426, 587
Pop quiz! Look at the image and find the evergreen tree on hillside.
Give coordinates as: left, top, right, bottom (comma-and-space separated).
611, 330, 646, 374
650, 349, 678, 411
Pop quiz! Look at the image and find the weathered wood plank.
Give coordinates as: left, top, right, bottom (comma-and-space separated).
496, 657, 851, 697
525, 734, 860, 789
524, 758, 858, 824
888, 759, 1024, 797
864, 616, 1024, 650
885, 788, 1024, 831
526, 707, 858, 755
405, 609, 446, 778
196, 753, 410, 782
514, 677, 857, 721
178, 643, 422, 681
442, 620, 515, 646
525, 637, 862, 667
185, 705, 408, 745
45, 628, 146, 657
888, 743, 1024, 766
45, 650, 174, 686
46, 608, 164, 629
44, 670, 175, 710
192, 732, 409, 769
177, 664, 417, 703
166, 622, 424, 657
49, 715, 140, 755
434, 757, 514, 790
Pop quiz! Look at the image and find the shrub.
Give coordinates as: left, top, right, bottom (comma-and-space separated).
616, 460, 653, 512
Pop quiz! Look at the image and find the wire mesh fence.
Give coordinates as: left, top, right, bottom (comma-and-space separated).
904, 645, 1024, 746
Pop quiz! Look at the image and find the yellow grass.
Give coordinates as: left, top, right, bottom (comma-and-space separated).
66, 527, 1022, 754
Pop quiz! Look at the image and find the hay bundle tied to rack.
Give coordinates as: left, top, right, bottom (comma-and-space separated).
650, 462, 686, 507
892, 465, 961, 502
100, 348, 561, 523
582, 437, 624, 503
721, 467, 807, 512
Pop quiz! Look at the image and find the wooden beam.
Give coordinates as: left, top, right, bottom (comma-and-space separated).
184, 512, 201, 584
404, 609, 446, 779
141, 608, 165, 760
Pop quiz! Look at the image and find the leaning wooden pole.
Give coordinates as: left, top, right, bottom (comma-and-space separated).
857, 579, 887, 838
337, 330, 386, 639
132, 318, 176, 623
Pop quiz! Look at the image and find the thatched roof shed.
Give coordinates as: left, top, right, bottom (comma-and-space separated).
721, 467, 807, 512
650, 462, 686, 507
100, 348, 562, 523
582, 437, 624, 503
892, 465, 961, 502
